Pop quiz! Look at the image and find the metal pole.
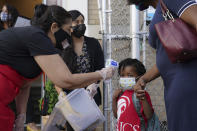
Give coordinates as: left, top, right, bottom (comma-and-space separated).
102, 0, 108, 131
40, 75, 45, 130
142, 10, 147, 66
107, 2, 112, 60
97, 0, 103, 34
130, 6, 142, 127
41, 0, 47, 129
106, 0, 113, 130
130, 5, 140, 60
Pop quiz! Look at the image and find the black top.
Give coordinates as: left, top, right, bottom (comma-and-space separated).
84, 36, 104, 72
0, 22, 5, 31
84, 36, 104, 106
0, 26, 58, 78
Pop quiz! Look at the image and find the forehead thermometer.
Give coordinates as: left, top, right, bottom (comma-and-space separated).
105, 59, 119, 68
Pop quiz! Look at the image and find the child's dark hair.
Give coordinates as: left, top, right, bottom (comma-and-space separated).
31, 5, 72, 33
118, 58, 146, 76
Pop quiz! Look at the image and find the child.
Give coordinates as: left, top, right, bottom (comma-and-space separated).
112, 58, 154, 131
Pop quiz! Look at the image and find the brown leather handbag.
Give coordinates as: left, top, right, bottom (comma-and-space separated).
155, 0, 197, 63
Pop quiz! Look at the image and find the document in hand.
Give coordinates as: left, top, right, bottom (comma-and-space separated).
14, 16, 31, 27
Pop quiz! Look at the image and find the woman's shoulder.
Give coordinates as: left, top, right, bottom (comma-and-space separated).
23, 26, 45, 34
5, 26, 44, 36
84, 36, 100, 45
84, 36, 98, 40
164, 0, 197, 17
7, 26, 47, 42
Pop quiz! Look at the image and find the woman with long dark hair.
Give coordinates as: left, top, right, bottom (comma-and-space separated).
61, 10, 104, 106
40, 10, 104, 131
0, 4, 18, 31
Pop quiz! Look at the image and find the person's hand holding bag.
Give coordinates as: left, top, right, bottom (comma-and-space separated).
14, 113, 26, 131
58, 90, 66, 101
86, 83, 99, 98
97, 67, 115, 80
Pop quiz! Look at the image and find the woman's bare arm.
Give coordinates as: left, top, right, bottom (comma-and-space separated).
34, 54, 105, 89
180, 5, 197, 31
15, 85, 31, 115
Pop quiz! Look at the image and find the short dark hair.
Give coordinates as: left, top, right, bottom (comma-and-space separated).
118, 58, 146, 76
32, 5, 72, 33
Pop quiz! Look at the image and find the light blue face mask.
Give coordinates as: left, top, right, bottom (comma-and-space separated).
0, 12, 11, 22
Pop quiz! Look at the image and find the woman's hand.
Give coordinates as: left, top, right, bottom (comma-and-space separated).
97, 67, 115, 80
35, 54, 115, 90
134, 77, 147, 92
86, 83, 99, 98
14, 113, 26, 131
58, 91, 66, 101
134, 64, 160, 92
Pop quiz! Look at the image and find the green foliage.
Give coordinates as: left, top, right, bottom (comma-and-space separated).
39, 80, 58, 114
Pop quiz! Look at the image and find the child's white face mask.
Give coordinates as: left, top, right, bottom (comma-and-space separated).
119, 77, 136, 90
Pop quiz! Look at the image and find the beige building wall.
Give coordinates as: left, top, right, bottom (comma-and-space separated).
88, 0, 100, 25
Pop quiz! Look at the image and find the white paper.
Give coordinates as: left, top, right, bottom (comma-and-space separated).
14, 16, 31, 27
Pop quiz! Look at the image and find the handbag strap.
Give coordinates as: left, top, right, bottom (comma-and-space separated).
159, 0, 168, 14
159, 0, 175, 21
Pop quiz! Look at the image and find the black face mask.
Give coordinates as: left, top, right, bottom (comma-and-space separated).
54, 29, 72, 50
136, 2, 149, 11
72, 24, 86, 38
